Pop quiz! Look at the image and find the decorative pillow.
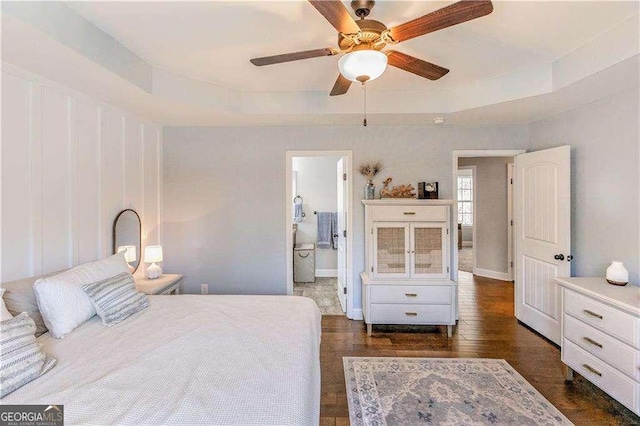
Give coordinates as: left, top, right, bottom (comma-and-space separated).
33, 252, 130, 338
82, 272, 149, 326
0, 289, 13, 321
1, 313, 57, 398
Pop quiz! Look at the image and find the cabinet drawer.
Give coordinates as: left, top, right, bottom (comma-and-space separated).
369, 303, 452, 324
372, 206, 447, 222
564, 314, 640, 381
563, 339, 639, 414
371, 285, 452, 304
564, 289, 640, 348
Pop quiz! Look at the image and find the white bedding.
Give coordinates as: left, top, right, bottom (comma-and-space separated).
2, 295, 322, 425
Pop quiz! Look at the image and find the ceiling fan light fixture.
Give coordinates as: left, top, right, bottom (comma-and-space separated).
338, 50, 387, 83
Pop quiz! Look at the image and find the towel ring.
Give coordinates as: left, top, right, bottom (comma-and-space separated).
294, 195, 303, 203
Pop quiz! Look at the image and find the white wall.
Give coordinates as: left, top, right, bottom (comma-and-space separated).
459, 157, 514, 277
162, 124, 529, 310
292, 156, 339, 273
529, 87, 639, 285
0, 64, 162, 282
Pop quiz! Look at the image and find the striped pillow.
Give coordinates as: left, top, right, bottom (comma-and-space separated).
1, 313, 57, 398
82, 272, 149, 326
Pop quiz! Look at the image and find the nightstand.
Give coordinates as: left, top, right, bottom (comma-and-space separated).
135, 274, 183, 295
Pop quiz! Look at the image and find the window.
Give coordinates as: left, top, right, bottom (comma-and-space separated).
457, 171, 473, 226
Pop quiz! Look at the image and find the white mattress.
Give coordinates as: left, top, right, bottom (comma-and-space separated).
2, 295, 322, 425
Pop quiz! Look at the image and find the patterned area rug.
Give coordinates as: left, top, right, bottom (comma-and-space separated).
344, 357, 572, 425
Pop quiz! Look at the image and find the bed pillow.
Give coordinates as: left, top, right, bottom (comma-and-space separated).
1, 313, 57, 398
33, 252, 130, 338
1, 289, 13, 321
82, 272, 149, 326
2, 275, 54, 337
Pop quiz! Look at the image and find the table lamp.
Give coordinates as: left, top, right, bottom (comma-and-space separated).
144, 245, 163, 279
117, 245, 137, 274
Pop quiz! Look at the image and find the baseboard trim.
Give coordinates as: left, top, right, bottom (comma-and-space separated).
461, 241, 473, 248
474, 268, 511, 282
315, 269, 338, 277
350, 308, 363, 321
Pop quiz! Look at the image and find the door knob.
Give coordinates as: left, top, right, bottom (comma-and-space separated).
567, 255, 574, 262
554, 254, 565, 261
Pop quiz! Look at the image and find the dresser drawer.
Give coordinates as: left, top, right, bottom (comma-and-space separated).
564, 314, 640, 381
371, 285, 452, 304
563, 339, 639, 414
369, 303, 452, 324
564, 289, 640, 348
372, 206, 447, 222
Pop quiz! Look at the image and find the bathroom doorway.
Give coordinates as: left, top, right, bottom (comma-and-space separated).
286, 151, 353, 317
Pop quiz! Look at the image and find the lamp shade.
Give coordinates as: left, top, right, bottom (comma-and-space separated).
117, 245, 137, 263
144, 245, 163, 263
338, 50, 388, 83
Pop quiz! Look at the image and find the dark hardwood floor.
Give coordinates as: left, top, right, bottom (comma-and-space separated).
319, 272, 639, 425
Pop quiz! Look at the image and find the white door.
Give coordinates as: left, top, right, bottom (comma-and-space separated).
515, 146, 571, 345
410, 223, 449, 279
373, 223, 410, 279
336, 158, 347, 312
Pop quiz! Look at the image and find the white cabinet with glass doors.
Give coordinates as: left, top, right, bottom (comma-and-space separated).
362, 199, 456, 337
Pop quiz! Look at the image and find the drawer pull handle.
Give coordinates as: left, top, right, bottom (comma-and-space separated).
405, 312, 418, 316
583, 310, 603, 320
583, 337, 603, 348
582, 364, 602, 377
403, 212, 416, 215
405, 293, 418, 297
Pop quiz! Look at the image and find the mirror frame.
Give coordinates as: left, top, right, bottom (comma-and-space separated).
112, 209, 142, 273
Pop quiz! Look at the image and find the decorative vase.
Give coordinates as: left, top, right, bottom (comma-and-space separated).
365, 182, 375, 200
606, 261, 629, 286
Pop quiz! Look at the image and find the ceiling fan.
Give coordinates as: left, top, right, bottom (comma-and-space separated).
250, 0, 494, 96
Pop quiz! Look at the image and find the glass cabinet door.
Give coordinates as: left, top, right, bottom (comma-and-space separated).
373, 223, 410, 278
411, 223, 448, 278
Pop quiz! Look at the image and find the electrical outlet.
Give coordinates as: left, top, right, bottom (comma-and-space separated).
200, 284, 209, 295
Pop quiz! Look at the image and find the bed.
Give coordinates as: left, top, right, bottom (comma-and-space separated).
2, 294, 322, 425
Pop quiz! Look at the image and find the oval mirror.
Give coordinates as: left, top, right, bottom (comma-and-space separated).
113, 209, 142, 274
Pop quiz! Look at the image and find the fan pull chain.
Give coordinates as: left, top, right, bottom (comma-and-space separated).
363, 82, 367, 127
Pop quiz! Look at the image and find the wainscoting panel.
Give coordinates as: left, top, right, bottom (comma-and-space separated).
76, 98, 102, 265
143, 125, 162, 247
41, 87, 73, 274
1, 72, 32, 281
124, 116, 144, 218
0, 64, 162, 282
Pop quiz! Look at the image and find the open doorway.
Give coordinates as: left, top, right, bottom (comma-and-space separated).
453, 150, 524, 282
286, 151, 353, 317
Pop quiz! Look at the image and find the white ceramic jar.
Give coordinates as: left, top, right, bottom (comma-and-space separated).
606, 261, 629, 286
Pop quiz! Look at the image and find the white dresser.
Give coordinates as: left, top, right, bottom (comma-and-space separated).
361, 199, 456, 337
556, 277, 640, 416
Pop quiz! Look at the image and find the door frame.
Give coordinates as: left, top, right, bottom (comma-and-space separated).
457, 166, 476, 273
507, 163, 515, 281
285, 150, 355, 318
452, 150, 525, 283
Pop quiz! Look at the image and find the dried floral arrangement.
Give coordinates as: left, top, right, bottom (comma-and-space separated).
358, 162, 384, 183
380, 177, 416, 198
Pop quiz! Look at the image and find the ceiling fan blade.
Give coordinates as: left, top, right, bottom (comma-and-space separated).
389, 0, 493, 43
330, 74, 352, 96
308, 0, 360, 34
387, 50, 449, 80
250, 48, 336, 66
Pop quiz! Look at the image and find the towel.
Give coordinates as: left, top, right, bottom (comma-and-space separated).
331, 212, 338, 249
293, 202, 304, 223
317, 212, 339, 250
316, 212, 333, 249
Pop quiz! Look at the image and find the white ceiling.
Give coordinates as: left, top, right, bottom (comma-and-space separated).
66, 1, 638, 93
2, 1, 639, 126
